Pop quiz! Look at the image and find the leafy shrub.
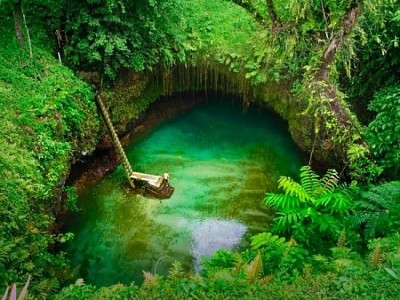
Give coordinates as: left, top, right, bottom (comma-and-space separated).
350, 181, 400, 242
367, 85, 400, 178
265, 166, 357, 250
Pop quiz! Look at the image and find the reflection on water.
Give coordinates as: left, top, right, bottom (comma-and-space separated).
65, 98, 302, 286
191, 219, 247, 272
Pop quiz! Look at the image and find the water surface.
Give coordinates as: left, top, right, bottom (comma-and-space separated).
66, 98, 302, 286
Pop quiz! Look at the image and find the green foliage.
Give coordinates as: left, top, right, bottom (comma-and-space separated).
64, 0, 186, 79
168, 261, 185, 282
350, 181, 400, 241
245, 252, 263, 283
368, 233, 400, 275
342, 0, 400, 120
265, 166, 357, 249
63, 186, 79, 212
346, 143, 383, 183
250, 232, 307, 277
366, 85, 400, 177
142, 271, 160, 289
250, 232, 286, 251
1, 0, 400, 299
203, 249, 235, 270
55, 239, 400, 300
0, 18, 99, 297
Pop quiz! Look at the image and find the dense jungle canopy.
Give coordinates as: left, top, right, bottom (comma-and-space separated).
1, 0, 400, 298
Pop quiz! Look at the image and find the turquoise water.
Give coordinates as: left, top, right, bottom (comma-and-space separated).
66, 98, 302, 286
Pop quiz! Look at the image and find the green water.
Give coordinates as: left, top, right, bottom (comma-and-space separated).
66, 98, 302, 286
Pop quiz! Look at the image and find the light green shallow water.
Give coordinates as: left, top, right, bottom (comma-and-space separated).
66, 98, 302, 286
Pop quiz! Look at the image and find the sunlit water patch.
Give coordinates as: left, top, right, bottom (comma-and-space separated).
66, 98, 302, 286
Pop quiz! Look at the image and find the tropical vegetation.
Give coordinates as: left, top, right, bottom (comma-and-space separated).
0, 0, 399, 298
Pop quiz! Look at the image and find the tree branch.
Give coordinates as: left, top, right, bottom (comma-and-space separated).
316, 5, 361, 81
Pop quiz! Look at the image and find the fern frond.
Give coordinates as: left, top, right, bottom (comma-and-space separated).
331, 245, 357, 262
364, 214, 380, 240
303, 264, 313, 279
313, 213, 340, 234
211, 269, 234, 281
31, 279, 59, 299
315, 192, 352, 214
313, 254, 328, 264
338, 182, 358, 199
168, 261, 184, 280
265, 194, 301, 210
0, 241, 15, 263
331, 193, 353, 214
288, 237, 297, 247
278, 176, 311, 202
369, 245, 383, 267
250, 232, 286, 250
191, 273, 203, 283
337, 230, 346, 248
232, 252, 245, 274
351, 213, 369, 226
333, 258, 355, 270
259, 274, 274, 285
275, 212, 301, 233
354, 199, 376, 212
142, 271, 159, 288
246, 253, 263, 283
318, 168, 339, 196
299, 165, 321, 194
204, 266, 225, 277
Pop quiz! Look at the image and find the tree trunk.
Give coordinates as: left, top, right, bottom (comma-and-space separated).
266, 0, 281, 31
306, 3, 366, 169
14, 0, 24, 48
316, 6, 361, 81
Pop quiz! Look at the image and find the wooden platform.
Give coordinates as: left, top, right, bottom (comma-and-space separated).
130, 172, 163, 187
130, 172, 174, 199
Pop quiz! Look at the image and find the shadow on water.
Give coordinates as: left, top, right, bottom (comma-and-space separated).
65, 98, 302, 286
